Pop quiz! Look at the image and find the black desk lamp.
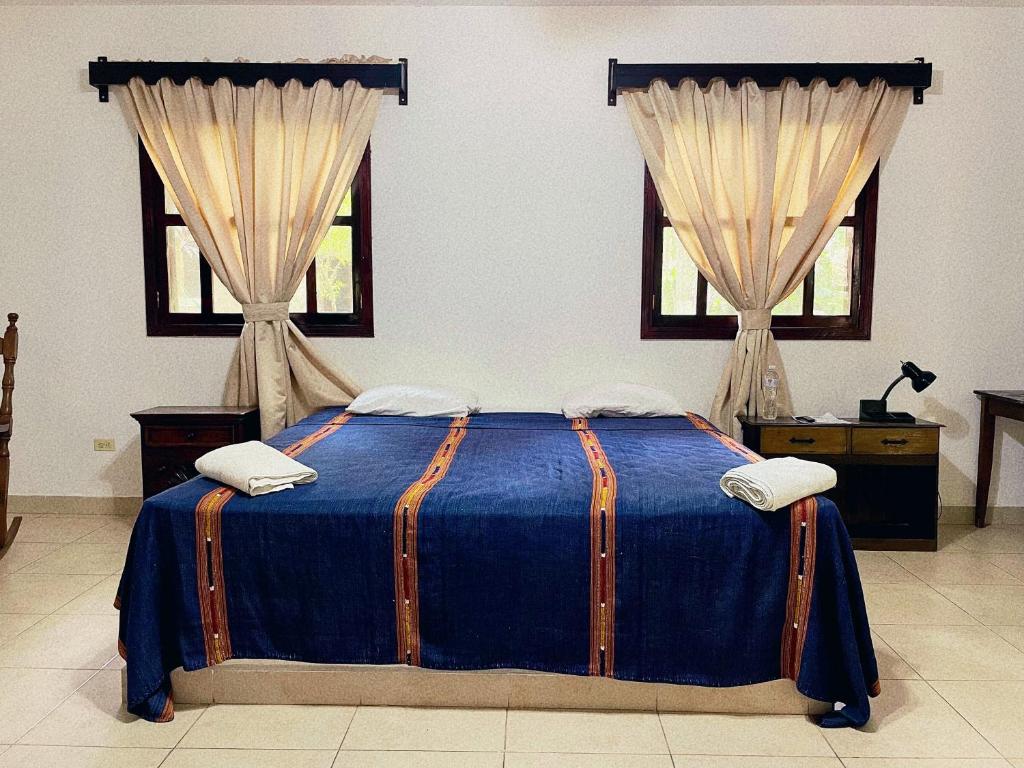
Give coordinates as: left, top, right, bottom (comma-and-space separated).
859, 361, 936, 423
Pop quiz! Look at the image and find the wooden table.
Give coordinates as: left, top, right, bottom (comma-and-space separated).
974, 390, 1024, 527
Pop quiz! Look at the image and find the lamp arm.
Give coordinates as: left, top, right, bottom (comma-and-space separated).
880, 374, 907, 403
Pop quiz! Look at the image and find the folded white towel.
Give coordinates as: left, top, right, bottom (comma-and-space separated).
720, 456, 837, 512
195, 441, 318, 496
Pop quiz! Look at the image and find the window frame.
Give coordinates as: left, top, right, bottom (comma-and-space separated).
139, 140, 374, 338
640, 163, 879, 341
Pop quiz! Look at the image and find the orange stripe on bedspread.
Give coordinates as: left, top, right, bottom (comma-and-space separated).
194, 411, 353, 667
573, 419, 618, 677
393, 416, 472, 666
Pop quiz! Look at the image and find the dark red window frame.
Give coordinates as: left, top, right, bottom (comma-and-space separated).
140, 141, 374, 338
641, 164, 879, 341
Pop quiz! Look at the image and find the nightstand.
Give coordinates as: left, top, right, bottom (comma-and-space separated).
130, 406, 260, 498
739, 416, 942, 551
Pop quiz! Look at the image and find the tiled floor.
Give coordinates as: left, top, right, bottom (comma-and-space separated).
0, 514, 1023, 767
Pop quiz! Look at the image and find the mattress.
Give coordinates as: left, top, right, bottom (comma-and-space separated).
116, 409, 878, 726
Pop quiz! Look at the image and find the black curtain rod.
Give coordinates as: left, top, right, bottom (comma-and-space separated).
89, 58, 409, 105
607, 58, 932, 106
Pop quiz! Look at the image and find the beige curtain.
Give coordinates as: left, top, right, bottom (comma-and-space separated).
626, 78, 911, 437
117, 58, 384, 438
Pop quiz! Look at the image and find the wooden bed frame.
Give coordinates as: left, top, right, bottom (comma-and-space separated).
127, 662, 831, 716
1, 313, 19, 548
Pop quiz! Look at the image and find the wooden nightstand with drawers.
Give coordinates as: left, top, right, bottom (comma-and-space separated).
740, 416, 942, 551
131, 406, 260, 499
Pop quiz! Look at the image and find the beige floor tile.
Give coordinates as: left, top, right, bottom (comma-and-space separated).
935, 585, 1024, 625
863, 583, 977, 625
841, 760, 1013, 767
874, 624, 1024, 680
0, 668, 93, 744
671, 759, 842, 768
164, 748, 337, 768
988, 555, 1024, 582
13, 516, 116, 545
179, 704, 354, 750
656, 679, 812, 715
76, 518, 138, 546
54, 575, 120, 615
1013, 759, 1024, 768
506, 710, 666, 754
342, 707, 505, 752
0, 745, 168, 767
821, 679, 998, 758
956, 526, 1024, 555
659, 713, 832, 757
0, 544, 61, 575
18, 670, 204, 748
932, 680, 1024, 758
855, 552, 919, 584
336, 752, 504, 768
0, 614, 119, 670
937, 526, 971, 552
890, 552, 1024, 586
20, 543, 127, 576
505, 755, 675, 768
992, 625, 1024, 653
0, 574, 104, 614
872, 632, 919, 680
509, 673, 654, 711
0, 614, 46, 645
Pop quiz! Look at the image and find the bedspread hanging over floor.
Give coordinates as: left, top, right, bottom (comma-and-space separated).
116, 409, 879, 727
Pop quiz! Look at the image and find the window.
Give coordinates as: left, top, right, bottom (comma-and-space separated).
140, 141, 373, 337
641, 164, 878, 341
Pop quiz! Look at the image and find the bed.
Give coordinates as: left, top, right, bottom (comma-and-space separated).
116, 409, 879, 727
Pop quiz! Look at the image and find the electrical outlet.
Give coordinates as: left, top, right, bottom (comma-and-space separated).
93, 438, 115, 452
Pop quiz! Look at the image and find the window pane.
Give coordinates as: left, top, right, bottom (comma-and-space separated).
165, 194, 179, 216
813, 227, 854, 316
338, 189, 352, 217
707, 283, 733, 315
315, 226, 354, 313
212, 274, 242, 314
289, 283, 308, 314
705, 279, 803, 316
660, 227, 697, 315
166, 227, 201, 313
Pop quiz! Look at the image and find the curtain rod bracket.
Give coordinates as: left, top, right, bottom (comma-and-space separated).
97, 56, 109, 102
89, 58, 410, 104
913, 56, 925, 105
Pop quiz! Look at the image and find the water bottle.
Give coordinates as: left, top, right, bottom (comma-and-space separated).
763, 365, 780, 421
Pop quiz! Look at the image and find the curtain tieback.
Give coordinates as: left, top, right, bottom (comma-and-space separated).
738, 309, 772, 332
241, 302, 290, 322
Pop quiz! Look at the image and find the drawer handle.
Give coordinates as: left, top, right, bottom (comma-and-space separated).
789, 437, 816, 445
881, 438, 909, 446
185, 431, 198, 441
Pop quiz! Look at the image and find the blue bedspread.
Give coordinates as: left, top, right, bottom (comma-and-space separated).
116, 410, 878, 727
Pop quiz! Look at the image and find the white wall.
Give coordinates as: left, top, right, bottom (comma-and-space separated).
0, 3, 1022, 505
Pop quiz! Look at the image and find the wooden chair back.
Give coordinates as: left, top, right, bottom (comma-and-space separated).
1, 313, 19, 548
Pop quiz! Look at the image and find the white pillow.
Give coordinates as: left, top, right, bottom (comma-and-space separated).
561, 383, 684, 419
347, 385, 481, 418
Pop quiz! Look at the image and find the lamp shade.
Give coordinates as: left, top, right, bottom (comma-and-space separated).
901, 361, 937, 393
